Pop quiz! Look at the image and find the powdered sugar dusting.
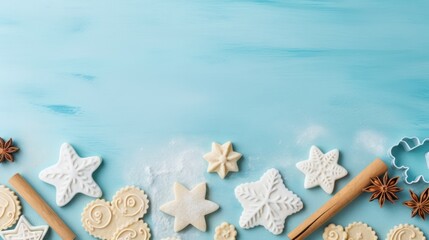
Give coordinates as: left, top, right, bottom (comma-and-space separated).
125, 138, 207, 239
296, 125, 326, 145
355, 130, 386, 156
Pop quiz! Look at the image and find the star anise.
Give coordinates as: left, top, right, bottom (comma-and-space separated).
403, 187, 429, 220
363, 172, 402, 207
0, 137, 19, 163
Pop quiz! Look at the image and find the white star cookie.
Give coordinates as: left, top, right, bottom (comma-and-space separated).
235, 168, 303, 235
0, 216, 48, 240
39, 143, 102, 207
296, 145, 347, 194
160, 182, 219, 232
203, 141, 242, 179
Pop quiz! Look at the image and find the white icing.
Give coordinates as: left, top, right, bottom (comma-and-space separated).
39, 143, 102, 207
235, 168, 303, 235
296, 145, 347, 194
0, 216, 48, 240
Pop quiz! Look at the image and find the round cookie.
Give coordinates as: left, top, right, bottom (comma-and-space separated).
386, 224, 426, 240
345, 222, 378, 240
0, 185, 21, 230
112, 220, 151, 240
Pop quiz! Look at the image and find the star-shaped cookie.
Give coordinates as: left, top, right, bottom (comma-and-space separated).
160, 182, 219, 232
296, 145, 348, 194
39, 143, 102, 207
0, 216, 48, 240
203, 141, 242, 179
235, 168, 303, 235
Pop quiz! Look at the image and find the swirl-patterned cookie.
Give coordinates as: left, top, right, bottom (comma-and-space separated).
82, 186, 150, 240
112, 220, 151, 240
0, 185, 21, 230
345, 222, 378, 240
323, 224, 347, 240
386, 224, 426, 240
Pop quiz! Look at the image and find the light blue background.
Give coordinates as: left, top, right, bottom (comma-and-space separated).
1, 0, 429, 239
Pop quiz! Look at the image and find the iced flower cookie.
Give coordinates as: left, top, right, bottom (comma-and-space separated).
0, 185, 21, 230
214, 222, 237, 240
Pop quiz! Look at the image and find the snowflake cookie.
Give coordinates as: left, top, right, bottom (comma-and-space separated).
323, 224, 347, 240
82, 186, 150, 240
386, 224, 426, 240
214, 222, 237, 240
0, 185, 21, 230
203, 141, 242, 179
0, 216, 48, 240
39, 143, 102, 206
160, 182, 219, 232
296, 145, 348, 194
235, 168, 303, 235
345, 222, 378, 240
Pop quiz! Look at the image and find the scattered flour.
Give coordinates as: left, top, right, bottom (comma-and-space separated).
296, 125, 326, 145
125, 138, 207, 239
355, 130, 386, 156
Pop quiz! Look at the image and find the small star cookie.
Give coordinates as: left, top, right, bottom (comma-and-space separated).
203, 141, 242, 179
160, 182, 219, 232
296, 145, 347, 194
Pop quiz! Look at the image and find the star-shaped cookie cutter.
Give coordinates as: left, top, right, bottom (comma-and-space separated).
389, 137, 429, 184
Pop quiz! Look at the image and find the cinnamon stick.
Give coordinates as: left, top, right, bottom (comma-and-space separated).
288, 158, 387, 240
9, 173, 76, 240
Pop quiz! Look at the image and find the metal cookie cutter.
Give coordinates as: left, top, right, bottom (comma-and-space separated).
389, 137, 429, 184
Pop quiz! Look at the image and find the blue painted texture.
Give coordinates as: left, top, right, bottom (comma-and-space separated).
1, 0, 429, 239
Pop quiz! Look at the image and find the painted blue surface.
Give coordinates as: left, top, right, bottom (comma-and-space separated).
1, 0, 429, 239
